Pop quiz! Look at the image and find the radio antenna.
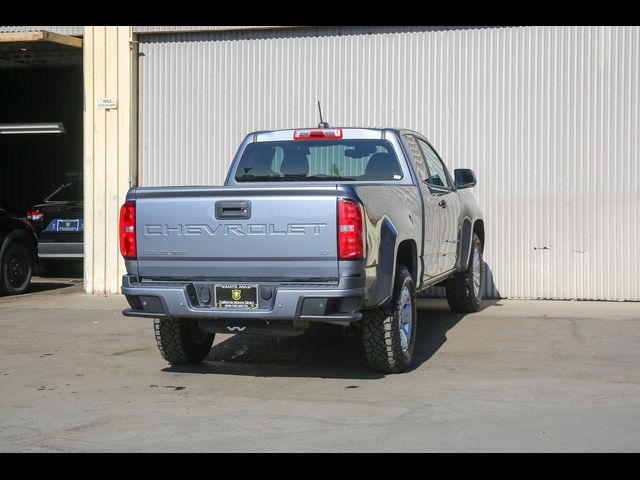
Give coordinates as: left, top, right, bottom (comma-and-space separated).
317, 101, 329, 128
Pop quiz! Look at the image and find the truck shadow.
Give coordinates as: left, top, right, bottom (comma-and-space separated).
166, 326, 380, 380
163, 298, 502, 380
410, 298, 500, 367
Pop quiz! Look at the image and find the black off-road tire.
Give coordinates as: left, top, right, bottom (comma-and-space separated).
154, 317, 215, 364
0, 241, 33, 295
446, 233, 484, 313
361, 264, 417, 374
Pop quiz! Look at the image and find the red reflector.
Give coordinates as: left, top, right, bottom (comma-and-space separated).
338, 198, 364, 260
294, 128, 343, 140
119, 202, 137, 259
26, 210, 44, 222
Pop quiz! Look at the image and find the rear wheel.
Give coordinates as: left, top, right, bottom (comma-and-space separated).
361, 264, 417, 373
154, 317, 215, 364
446, 233, 484, 313
0, 241, 33, 295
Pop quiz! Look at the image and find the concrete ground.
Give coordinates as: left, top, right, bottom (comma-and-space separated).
1, 275, 639, 452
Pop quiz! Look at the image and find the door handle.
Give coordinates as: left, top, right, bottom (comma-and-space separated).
438, 199, 447, 208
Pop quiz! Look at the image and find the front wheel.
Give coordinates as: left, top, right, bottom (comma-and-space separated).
0, 241, 34, 295
154, 317, 215, 364
446, 233, 484, 313
361, 264, 417, 374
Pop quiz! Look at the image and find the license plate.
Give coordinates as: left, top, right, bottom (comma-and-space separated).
57, 219, 80, 232
215, 284, 258, 309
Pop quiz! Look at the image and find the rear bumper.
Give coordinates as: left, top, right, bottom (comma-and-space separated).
38, 240, 84, 258
121, 274, 365, 323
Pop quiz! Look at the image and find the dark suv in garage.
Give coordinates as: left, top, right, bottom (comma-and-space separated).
0, 208, 38, 295
27, 178, 83, 260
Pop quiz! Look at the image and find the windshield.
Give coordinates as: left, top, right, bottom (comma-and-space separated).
235, 140, 402, 182
45, 182, 83, 202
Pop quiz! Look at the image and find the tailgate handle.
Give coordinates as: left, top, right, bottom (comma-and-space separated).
215, 201, 251, 220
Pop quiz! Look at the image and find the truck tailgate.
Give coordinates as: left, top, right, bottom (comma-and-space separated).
133, 185, 339, 281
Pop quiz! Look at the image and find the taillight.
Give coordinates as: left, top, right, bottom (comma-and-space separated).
294, 128, 342, 140
119, 202, 136, 259
338, 198, 364, 260
26, 210, 44, 222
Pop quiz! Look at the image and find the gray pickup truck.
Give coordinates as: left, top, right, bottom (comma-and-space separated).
120, 127, 484, 373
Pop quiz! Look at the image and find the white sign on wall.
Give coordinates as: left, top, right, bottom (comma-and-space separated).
97, 97, 117, 110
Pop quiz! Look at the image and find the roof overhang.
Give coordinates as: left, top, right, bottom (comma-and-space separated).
0, 30, 82, 68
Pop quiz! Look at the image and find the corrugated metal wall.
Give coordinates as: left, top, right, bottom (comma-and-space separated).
0, 26, 83, 35
137, 26, 640, 301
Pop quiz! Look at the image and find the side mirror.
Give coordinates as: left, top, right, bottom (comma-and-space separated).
454, 168, 477, 189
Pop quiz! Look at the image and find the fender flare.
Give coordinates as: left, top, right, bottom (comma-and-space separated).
457, 218, 474, 271
370, 217, 398, 306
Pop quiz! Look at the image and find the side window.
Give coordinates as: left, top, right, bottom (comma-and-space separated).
417, 139, 451, 189
402, 134, 428, 182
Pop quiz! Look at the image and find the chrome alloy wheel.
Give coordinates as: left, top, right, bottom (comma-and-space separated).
398, 286, 413, 352
472, 249, 482, 298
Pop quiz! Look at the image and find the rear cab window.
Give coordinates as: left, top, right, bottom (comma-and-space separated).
235, 139, 403, 182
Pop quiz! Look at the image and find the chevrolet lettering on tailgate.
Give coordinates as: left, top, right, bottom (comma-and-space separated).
143, 223, 328, 236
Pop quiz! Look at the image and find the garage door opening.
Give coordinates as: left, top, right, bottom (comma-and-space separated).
0, 31, 84, 280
